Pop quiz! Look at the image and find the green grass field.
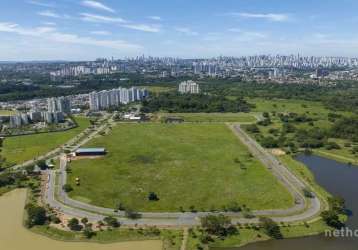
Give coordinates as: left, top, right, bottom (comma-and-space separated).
68, 123, 293, 212
0, 110, 16, 116
249, 98, 330, 117
2, 117, 90, 165
156, 113, 257, 123
246, 98, 358, 164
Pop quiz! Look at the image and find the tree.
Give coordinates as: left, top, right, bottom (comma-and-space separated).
83, 227, 96, 239
25, 204, 47, 227
245, 124, 260, 133
259, 217, 283, 239
200, 214, 236, 236
226, 201, 242, 212
104, 216, 120, 228
67, 218, 82, 231
148, 192, 159, 201
321, 211, 344, 229
63, 184, 73, 193
81, 217, 88, 225
328, 196, 346, 214
36, 160, 48, 170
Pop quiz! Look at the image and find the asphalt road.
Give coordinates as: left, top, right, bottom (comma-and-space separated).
43, 122, 323, 226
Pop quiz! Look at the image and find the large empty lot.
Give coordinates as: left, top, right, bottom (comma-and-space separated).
68, 123, 293, 212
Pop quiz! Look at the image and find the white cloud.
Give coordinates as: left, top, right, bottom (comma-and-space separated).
27, 0, 55, 8
228, 28, 267, 39
38, 10, 70, 19
148, 16, 162, 21
42, 22, 57, 26
38, 10, 60, 18
80, 13, 126, 23
228, 12, 289, 22
175, 27, 198, 36
122, 24, 161, 33
0, 22, 142, 51
81, 0, 115, 13
90, 30, 112, 35
80, 13, 161, 33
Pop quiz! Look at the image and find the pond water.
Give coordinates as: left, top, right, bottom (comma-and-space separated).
214, 155, 358, 250
0, 189, 162, 250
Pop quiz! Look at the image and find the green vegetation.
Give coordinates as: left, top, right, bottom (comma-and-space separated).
0, 109, 16, 115
139, 86, 175, 94
2, 117, 90, 165
243, 98, 358, 165
156, 112, 256, 123
186, 219, 331, 250
68, 123, 293, 212
141, 92, 252, 113
321, 197, 347, 229
31, 225, 182, 249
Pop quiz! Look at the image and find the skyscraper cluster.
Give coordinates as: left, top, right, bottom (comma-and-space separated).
89, 87, 148, 111
47, 96, 71, 114
178, 80, 200, 94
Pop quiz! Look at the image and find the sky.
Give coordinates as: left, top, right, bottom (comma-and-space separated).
0, 0, 358, 61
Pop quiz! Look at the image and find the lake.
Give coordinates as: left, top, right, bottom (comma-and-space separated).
0, 189, 162, 250
214, 155, 358, 250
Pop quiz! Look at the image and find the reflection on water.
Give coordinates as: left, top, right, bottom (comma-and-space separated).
0, 189, 162, 250
213, 155, 358, 250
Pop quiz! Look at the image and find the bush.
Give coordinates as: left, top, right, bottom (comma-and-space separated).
67, 218, 82, 231
62, 184, 73, 193
200, 214, 236, 237
148, 192, 159, 201
324, 141, 341, 150
259, 217, 283, 239
104, 216, 120, 228
321, 211, 344, 229
36, 160, 48, 170
25, 204, 47, 228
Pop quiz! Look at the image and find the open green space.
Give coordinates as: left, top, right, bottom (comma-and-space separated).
0, 109, 16, 115
68, 123, 293, 212
2, 117, 90, 165
138, 86, 175, 94
155, 113, 257, 123
244, 98, 358, 165
248, 98, 331, 118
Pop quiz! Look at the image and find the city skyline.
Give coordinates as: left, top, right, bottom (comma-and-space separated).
0, 0, 358, 60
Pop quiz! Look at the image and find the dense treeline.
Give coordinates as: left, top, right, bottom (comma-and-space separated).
330, 116, 358, 142
201, 80, 358, 113
0, 74, 183, 102
141, 93, 253, 113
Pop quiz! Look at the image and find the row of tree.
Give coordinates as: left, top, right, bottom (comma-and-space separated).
141, 93, 253, 113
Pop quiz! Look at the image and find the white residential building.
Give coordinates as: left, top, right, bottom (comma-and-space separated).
89, 87, 148, 111
47, 96, 71, 114
178, 80, 200, 94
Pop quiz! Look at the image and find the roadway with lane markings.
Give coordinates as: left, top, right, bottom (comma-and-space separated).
43, 122, 323, 226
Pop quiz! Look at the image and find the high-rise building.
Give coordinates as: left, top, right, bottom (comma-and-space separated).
178, 80, 200, 94
89, 87, 148, 111
9, 115, 22, 128
47, 96, 71, 114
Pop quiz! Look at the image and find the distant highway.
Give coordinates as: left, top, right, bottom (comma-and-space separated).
43, 122, 323, 227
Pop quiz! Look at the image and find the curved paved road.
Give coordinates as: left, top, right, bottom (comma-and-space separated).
43, 123, 323, 226
9, 114, 112, 172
